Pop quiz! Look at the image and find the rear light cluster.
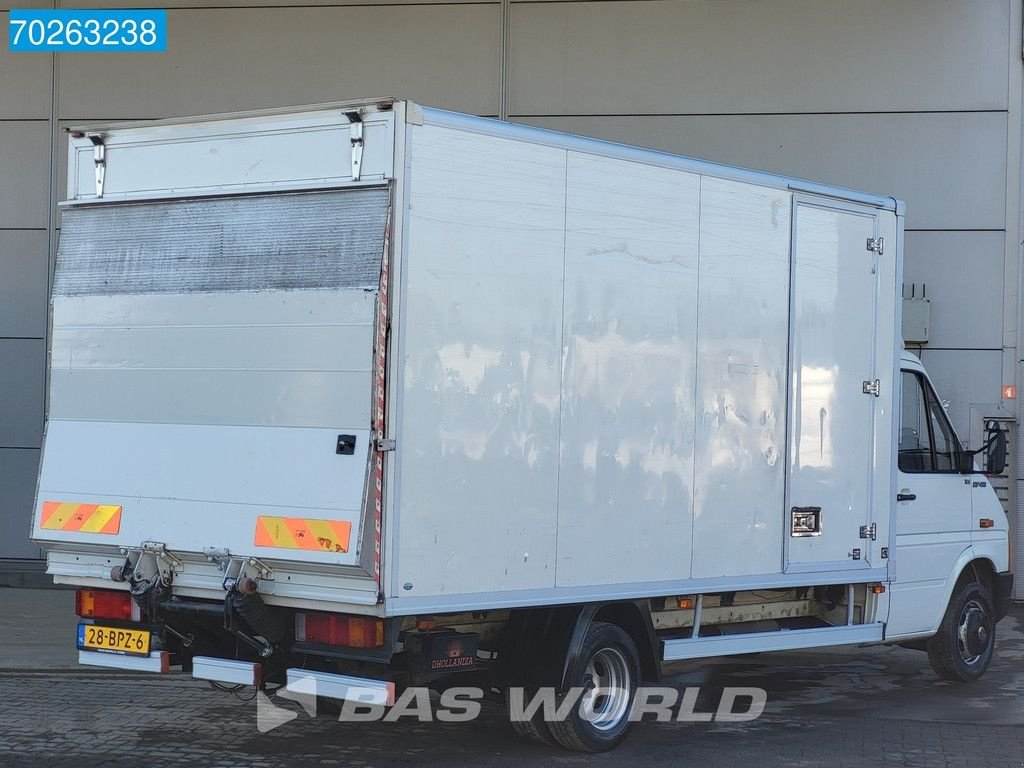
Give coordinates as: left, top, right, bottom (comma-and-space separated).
296, 612, 385, 648
75, 588, 141, 622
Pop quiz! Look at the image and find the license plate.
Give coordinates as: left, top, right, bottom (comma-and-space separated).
77, 623, 151, 657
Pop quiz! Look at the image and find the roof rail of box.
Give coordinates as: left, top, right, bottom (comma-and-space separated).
64, 96, 401, 135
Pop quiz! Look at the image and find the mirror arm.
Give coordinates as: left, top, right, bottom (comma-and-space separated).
966, 431, 1001, 457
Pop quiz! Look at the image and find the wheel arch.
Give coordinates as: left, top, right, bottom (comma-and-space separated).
931, 549, 999, 633
960, 557, 997, 592
494, 601, 660, 693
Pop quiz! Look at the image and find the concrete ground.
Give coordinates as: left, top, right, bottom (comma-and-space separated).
0, 588, 1022, 767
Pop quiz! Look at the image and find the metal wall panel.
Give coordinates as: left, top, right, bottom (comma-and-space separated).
904, 231, 1005, 350
49, 290, 375, 429
0, 230, 47, 338
0, 122, 49, 229
395, 124, 566, 598
64, 111, 395, 203
692, 178, 790, 579
35, 421, 371, 568
519, 113, 1007, 231
556, 153, 700, 587
0, 339, 44, 448
0, 449, 41, 559
0, 17, 51, 119
58, 6, 500, 120
509, 0, 1010, 115
918, 349, 1002, 439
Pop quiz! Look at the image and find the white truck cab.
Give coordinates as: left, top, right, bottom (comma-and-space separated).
885, 353, 1012, 662
32, 100, 1013, 753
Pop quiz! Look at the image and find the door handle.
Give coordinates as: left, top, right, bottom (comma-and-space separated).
897, 492, 916, 502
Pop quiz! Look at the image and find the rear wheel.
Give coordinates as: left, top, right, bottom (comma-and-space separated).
927, 578, 995, 682
506, 688, 559, 747
547, 622, 640, 752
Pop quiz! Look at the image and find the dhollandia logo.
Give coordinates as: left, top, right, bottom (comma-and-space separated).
256, 680, 767, 732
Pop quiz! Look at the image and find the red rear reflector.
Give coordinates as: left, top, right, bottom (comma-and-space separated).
295, 612, 385, 648
980, 518, 995, 529
75, 589, 140, 621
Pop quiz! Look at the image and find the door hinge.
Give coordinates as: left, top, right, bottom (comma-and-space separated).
862, 379, 880, 397
880, 546, 889, 559
375, 437, 396, 452
859, 522, 877, 541
88, 133, 106, 198
344, 110, 364, 181
866, 236, 884, 255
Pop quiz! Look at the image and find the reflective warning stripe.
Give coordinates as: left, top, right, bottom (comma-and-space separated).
372, 205, 392, 584
40, 501, 122, 535
254, 516, 352, 553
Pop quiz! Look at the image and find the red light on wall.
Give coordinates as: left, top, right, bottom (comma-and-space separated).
1002, 385, 1017, 400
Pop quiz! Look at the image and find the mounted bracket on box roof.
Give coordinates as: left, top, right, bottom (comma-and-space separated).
344, 110, 364, 181
88, 133, 107, 198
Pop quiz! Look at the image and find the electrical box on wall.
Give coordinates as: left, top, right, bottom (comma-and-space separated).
902, 298, 930, 343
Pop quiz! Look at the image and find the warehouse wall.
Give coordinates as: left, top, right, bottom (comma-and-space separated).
0, 0, 1019, 565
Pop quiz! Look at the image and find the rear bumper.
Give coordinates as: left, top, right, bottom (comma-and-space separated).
285, 668, 395, 707
189, 658, 395, 706
79, 649, 170, 673
993, 571, 1014, 622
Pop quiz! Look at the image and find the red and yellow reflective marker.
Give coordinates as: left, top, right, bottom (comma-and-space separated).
254, 516, 352, 553
40, 501, 122, 535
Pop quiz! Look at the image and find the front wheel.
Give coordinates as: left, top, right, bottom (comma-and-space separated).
547, 622, 640, 752
926, 579, 996, 682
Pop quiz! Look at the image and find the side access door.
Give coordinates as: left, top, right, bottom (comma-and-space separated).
785, 198, 894, 576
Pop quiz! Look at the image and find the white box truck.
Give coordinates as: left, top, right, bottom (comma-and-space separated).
33, 98, 1012, 751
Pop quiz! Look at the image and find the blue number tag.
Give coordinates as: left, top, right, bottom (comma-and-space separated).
9, 10, 167, 52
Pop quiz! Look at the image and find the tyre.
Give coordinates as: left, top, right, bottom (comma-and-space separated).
546, 622, 640, 753
926, 578, 996, 682
506, 688, 560, 747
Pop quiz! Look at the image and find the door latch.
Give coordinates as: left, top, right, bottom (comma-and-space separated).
849, 548, 862, 560
862, 379, 880, 397
791, 506, 822, 537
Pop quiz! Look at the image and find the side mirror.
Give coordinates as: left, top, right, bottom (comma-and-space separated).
984, 420, 1007, 476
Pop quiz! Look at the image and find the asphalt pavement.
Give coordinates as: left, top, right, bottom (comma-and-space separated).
0, 588, 1022, 767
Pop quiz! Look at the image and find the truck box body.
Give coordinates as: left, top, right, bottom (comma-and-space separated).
34, 99, 901, 617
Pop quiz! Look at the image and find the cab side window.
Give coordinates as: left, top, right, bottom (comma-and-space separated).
899, 370, 962, 473
899, 372, 932, 472
926, 386, 958, 471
